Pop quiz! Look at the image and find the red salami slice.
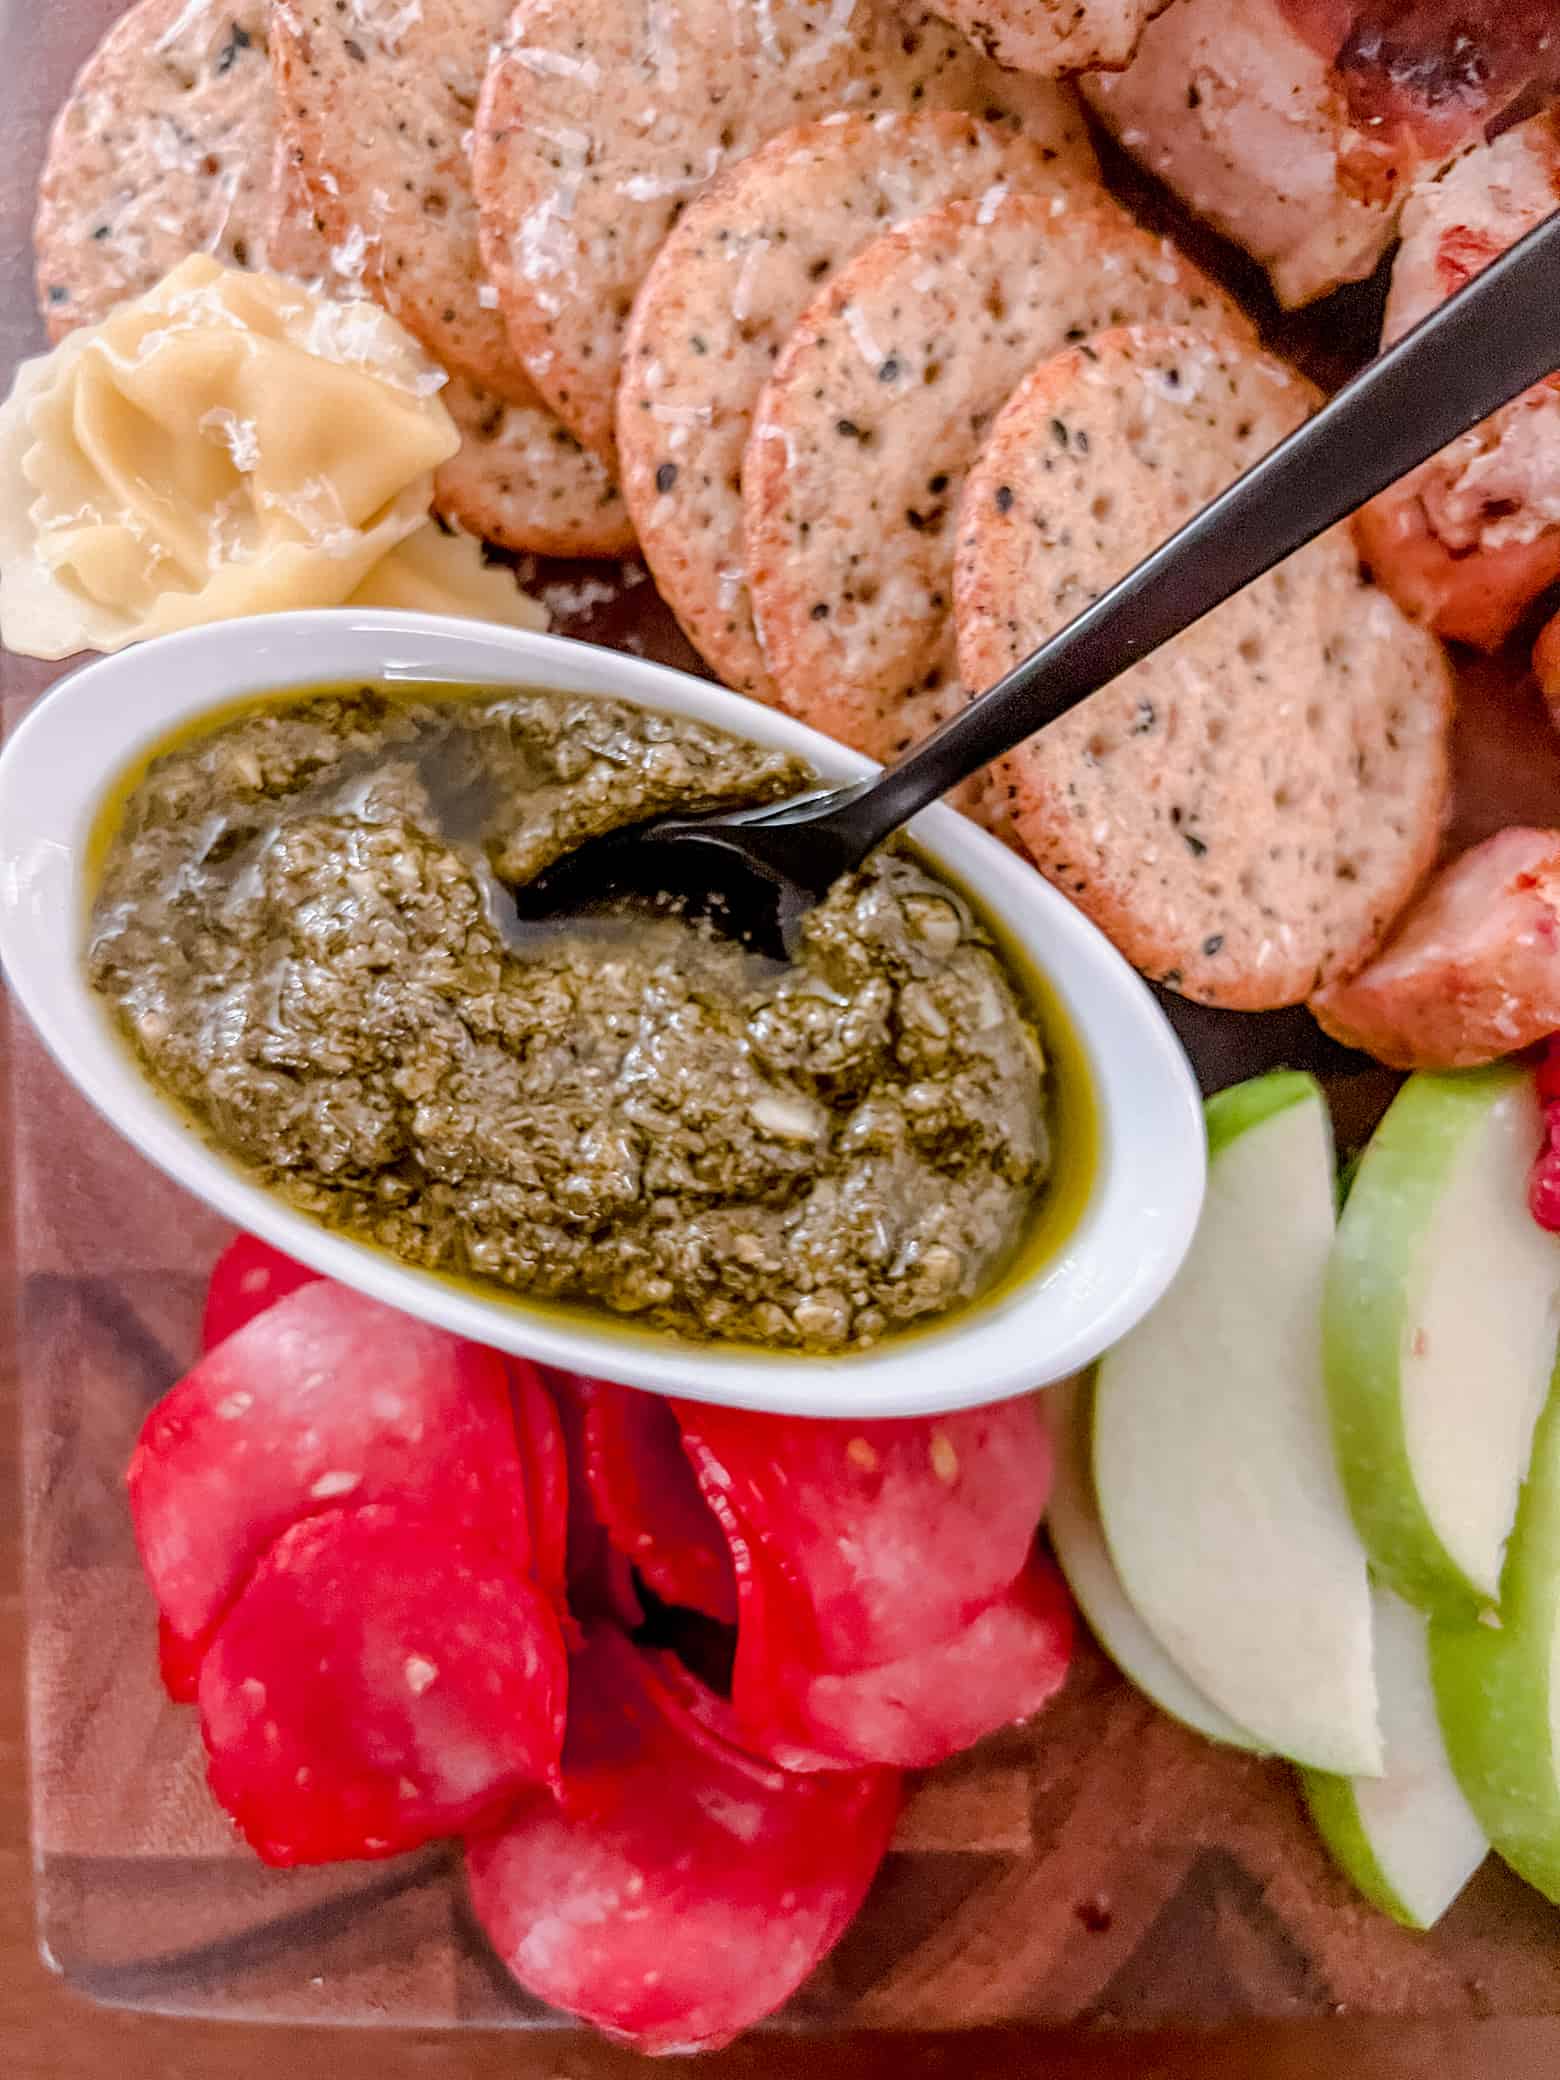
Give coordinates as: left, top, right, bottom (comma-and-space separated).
201, 1502, 566, 1866
131, 1282, 530, 1671
200, 1234, 321, 1351
157, 1613, 205, 1705
464, 1626, 899, 2052
543, 1370, 646, 1631
510, 1361, 570, 1612
674, 1399, 1051, 1671
761, 1550, 1075, 1771
577, 1377, 736, 1623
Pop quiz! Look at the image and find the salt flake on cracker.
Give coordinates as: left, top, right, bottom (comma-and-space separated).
473, 0, 1094, 464
270, 0, 532, 405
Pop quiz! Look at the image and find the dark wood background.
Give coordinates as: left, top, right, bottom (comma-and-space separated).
6, 3, 1560, 2073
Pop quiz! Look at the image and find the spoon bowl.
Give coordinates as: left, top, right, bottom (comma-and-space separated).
508, 786, 867, 958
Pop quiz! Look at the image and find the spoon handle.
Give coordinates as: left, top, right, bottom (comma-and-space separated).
841, 206, 1560, 852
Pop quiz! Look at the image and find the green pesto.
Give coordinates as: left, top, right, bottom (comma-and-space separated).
89, 681, 1089, 1353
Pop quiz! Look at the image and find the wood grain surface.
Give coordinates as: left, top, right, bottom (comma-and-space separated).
6, 4, 1560, 2074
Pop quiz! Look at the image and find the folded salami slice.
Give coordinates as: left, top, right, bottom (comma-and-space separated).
509, 1361, 570, 1613
200, 1234, 321, 1352
131, 1282, 531, 1672
675, 1399, 1052, 1671
762, 1549, 1075, 1771
464, 1626, 899, 2052
201, 1502, 566, 1866
543, 1370, 646, 1631
577, 1377, 737, 1623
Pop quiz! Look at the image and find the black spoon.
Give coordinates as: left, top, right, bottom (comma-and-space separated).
515, 209, 1560, 959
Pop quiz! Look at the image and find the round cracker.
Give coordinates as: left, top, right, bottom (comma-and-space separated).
433, 374, 636, 558
618, 113, 1082, 703
270, 0, 533, 404
742, 194, 1249, 779
472, 0, 1094, 464
35, 0, 276, 340
937, 0, 1167, 76
262, 85, 631, 558
954, 325, 1452, 1009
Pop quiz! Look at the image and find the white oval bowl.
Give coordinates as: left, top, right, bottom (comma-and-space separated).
0, 610, 1204, 1418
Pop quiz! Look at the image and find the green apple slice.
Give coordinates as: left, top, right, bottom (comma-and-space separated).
1431, 1354, 1560, 1902
1303, 1584, 1486, 1928
1044, 1374, 1267, 1751
1095, 1072, 1381, 1775
1325, 1068, 1560, 1618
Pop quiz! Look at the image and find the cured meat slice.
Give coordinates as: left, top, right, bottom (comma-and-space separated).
464, 1627, 899, 2051
577, 1378, 736, 1623
200, 1503, 567, 1866
200, 1249, 570, 1613
1085, 0, 1550, 307
725, 1530, 1073, 1770
780, 1551, 1075, 1771
672, 1397, 1064, 1766
674, 1399, 1051, 1671
200, 1233, 320, 1351
1277, 0, 1557, 158
542, 1370, 646, 1631
1356, 113, 1560, 650
1311, 828, 1560, 1069
509, 1361, 570, 1613
131, 1282, 530, 1669
157, 1613, 205, 1705
1537, 611, 1560, 715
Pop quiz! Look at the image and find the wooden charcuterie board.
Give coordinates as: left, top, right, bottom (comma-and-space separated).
8, 0, 1560, 2034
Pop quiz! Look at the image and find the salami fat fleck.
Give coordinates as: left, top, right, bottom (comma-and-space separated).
465, 1626, 899, 2051
200, 1502, 566, 1866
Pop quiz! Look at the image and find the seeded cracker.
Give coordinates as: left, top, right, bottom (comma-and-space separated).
618, 113, 1087, 703
954, 326, 1451, 1008
265, 44, 632, 558
938, 0, 1168, 76
434, 375, 636, 559
35, 0, 276, 339
270, 0, 532, 406
743, 194, 1250, 807
473, 0, 1094, 464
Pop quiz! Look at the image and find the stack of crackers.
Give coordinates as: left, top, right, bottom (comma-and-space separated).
35, 0, 1453, 1013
